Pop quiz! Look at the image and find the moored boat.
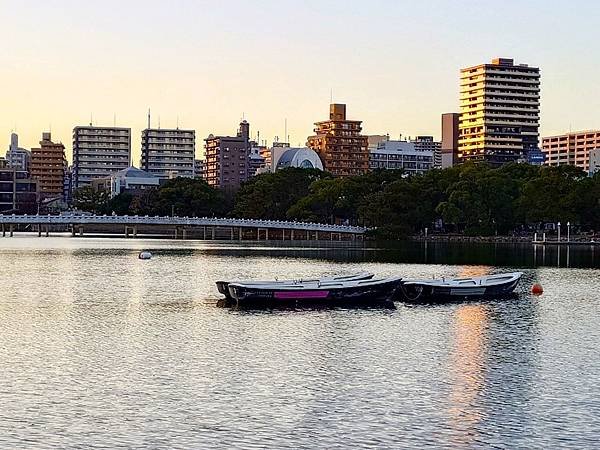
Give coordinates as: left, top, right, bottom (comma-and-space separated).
216, 272, 374, 302
399, 272, 523, 303
226, 276, 402, 309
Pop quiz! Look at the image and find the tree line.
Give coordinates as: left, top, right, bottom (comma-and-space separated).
73, 163, 600, 239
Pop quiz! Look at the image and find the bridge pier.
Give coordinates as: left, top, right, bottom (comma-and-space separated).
239, 227, 243, 240
9, 224, 14, 237
38, 224, 42, 237
1, 223, 4, 237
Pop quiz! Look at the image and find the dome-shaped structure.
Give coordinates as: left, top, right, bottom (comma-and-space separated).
275, 148, 324, 171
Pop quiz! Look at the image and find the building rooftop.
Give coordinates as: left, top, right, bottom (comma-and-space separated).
116, 166, 156, 178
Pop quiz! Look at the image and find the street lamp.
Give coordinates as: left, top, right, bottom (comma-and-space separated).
557, 221, 561, 242
567, 221, 571, 243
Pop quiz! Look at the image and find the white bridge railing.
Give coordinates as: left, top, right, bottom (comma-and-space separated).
0, 214, 367, 234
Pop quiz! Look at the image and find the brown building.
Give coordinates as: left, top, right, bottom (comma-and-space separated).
204, 120, 252, 190
441, 113, 460, 168
307, 104, 369, 176
0, 168, 38, 214
31, 132, 66, 198
542, 130, 600, 172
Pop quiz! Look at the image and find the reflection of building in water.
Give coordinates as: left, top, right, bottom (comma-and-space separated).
448, 303, 489, 447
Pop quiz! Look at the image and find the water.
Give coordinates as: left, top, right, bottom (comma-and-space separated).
1, 236, 599, 448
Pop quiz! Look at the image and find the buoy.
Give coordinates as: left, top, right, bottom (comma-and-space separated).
531, 283, 543, 295
139, 251, 152, 260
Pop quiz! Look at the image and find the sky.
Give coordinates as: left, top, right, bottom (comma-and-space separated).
2, 0, 600, 163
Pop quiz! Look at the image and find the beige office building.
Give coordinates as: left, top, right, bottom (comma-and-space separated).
542, 130, 600, 172
458, 58, 540, 165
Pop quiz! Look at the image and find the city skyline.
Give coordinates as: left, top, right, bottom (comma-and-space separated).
2, 0, 600, 163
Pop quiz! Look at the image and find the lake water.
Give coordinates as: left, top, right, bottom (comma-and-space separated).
1, 236, 599, 448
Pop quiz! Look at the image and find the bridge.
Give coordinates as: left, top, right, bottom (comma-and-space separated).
0, 214, 367, 241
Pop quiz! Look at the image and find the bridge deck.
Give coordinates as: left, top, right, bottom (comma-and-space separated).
0, 214, 367, 237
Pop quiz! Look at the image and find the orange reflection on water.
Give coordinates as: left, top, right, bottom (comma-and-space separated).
447, 303, 489, 447
458, 266, 491, 278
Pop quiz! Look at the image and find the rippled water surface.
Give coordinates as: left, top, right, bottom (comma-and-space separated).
1, 237, 599, 448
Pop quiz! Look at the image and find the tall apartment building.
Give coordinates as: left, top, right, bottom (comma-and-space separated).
30, 132, 66, 198
441, 113, 460, 168
204, 120, 253, 190
307, 104, 369, 176
542, 130, 600, 172
141, 128, 195, 180
5, 133, 31, 173
413, 136, 441, 168
72, 126, 131, 188
194, 159, 205, 179
458, 58, 540, 165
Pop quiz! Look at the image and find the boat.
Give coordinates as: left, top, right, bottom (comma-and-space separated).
226, 276, 403, 309
398, 272, 523, 303
138, 251, 152, 260
216, 272, 374, 302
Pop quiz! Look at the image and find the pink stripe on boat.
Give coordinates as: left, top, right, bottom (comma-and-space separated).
274, 290, 330, 300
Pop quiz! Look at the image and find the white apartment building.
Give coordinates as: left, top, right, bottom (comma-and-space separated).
369, 140, 434, 174
141, 128, 195, 180
72, 126, 131, 188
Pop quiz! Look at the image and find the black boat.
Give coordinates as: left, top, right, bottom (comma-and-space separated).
226, 276, 403, 309
398, 272, 523, 303
216, 272, 374, 303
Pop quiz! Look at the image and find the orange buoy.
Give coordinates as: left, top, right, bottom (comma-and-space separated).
531, 283, 544, 295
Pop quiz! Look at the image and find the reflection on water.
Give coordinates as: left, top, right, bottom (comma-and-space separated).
448, 304, 489, 447
1, 237, 600, 448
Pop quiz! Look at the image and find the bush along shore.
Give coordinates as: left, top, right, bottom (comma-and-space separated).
72, 163, 600, 241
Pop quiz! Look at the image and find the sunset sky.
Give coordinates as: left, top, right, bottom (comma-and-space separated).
2, 0, 600, 162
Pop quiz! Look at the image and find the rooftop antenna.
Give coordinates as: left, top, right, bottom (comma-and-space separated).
90, 112, 93, 127
158, 115, 161, 129
176, 116, 179, 130
147, 108, 151, 129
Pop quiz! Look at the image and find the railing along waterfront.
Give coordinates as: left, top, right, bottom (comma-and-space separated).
0, 213, 367, 240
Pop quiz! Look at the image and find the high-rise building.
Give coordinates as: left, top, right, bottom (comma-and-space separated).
542, 130, 600, 172
194, 159, 205, 179
204, 120, 253, 190
458, 58, 540, 165
413, 136, 441, 168
72, 126, 131, 188
30, 132, 66, 199
141, 128, 195, 180
5, 133, 31, 173
441, 113, 460, 168
369, 140, 434, 174
307, 104, 369, 176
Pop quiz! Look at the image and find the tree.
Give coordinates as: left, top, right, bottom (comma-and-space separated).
232, 168, 330, 220
149, 177, 225, 217
72, 186, 109, 214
